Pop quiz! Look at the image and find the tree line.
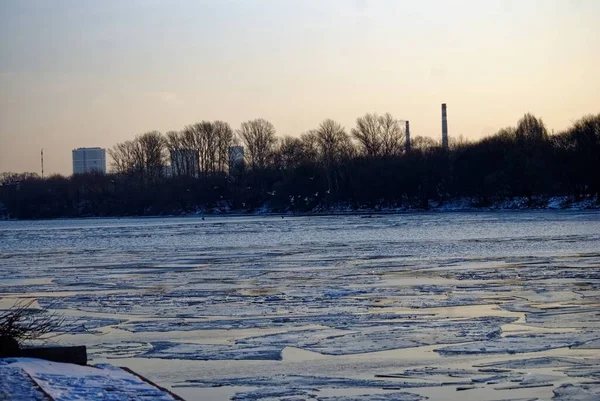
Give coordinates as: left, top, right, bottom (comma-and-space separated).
1, 112, 598, 219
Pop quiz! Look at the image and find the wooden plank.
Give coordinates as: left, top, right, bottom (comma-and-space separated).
120, 366, 187, 401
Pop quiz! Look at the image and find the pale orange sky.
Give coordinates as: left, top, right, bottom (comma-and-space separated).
1, 0, 599, 175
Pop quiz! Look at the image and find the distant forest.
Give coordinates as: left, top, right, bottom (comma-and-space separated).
1, 112, 599, 219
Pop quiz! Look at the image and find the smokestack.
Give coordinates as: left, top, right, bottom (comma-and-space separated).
405, 121, 411, 152
441, 103, 448, 149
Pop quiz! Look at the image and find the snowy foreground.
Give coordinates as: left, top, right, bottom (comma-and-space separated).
0, 358, 178, 400
1, 212, 600, 400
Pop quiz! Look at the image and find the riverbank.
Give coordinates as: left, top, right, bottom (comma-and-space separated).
304, 195, 600, 214
0, 358, 183, 400
164, 195, 600, 219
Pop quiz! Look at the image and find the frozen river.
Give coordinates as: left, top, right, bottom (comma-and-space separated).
1, 211, 600, 401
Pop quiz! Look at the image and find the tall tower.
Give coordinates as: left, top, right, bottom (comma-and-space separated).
405, 121, 411, 152
441, 103, 448, 149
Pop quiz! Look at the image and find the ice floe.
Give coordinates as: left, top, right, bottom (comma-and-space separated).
553, 383, 600, 401
435, 332, 600, 355
144, 341, 283, 361
0, 358, 178, 401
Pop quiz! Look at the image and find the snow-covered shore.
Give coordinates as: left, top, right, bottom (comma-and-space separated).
0, 358, 181, 400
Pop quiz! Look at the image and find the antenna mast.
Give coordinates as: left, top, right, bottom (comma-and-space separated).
41, 148, 44, 178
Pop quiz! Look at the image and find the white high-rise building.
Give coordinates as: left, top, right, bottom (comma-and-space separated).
72, 147, 106, 175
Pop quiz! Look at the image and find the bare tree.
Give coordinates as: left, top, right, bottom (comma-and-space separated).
165, 131, 183, 176
449, 134, 471, 150
165, 130, 200, 178
352, 113, 405, 157
315, 119, 353, 166
238, 119, 277, 170
136, 131, 167, 181
516, 113, 548, 143
180, 125, 200, 177
165, 131, 181, 154
181, 121, 233, 177
410, 136, 439, 152
108, 140, 139, 174
0, 172, 39, 185
379, 113, 405, 156
276, 136, 307, 170
181, 125, 197, 151
300, 131, 320, 163
214, 121, 234, 173
352, 113, 380, 157
193, 122, 217, 176
313, 119, 354, 192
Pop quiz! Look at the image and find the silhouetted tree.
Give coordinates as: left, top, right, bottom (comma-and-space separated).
238, 119, 277, 170
352, 113, 405, 157
552, 114, 600, 200
136, 131, 167, 182
165, 131, 190, 177
275, 136, 308, 170
108, 140, 139, 174
214, 121, 234, 173
1, 111, 598, 219
315, 120, 353, 166
410, 136, 438, 152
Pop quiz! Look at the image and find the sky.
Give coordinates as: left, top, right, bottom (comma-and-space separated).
1, 0, 599, 175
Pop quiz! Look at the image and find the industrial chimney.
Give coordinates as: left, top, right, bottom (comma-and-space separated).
405, 121, 411, 152
441, 103, 448, 149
